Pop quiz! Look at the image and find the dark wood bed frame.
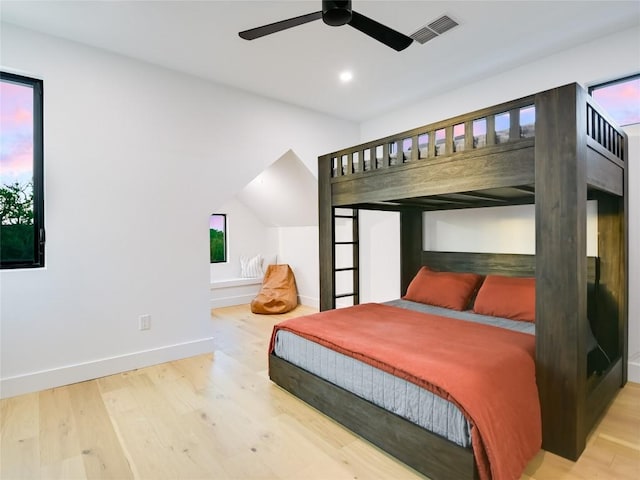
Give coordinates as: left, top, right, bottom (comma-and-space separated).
269, 83, 628, 479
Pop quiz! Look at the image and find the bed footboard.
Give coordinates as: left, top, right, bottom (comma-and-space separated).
269, 353, 479, 480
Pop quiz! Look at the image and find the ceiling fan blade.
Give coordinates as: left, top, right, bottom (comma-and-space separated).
348, 11, 413, 51
239, 11, 323, 40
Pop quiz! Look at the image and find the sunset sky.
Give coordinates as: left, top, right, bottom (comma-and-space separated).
210, 214, 225, 232
0, 80, 34, 187
592, 77, 640, 126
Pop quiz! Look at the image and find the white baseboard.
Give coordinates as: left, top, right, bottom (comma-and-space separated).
210, 278, 262, 289
210, 280, 262, 308
211, 292, 319, 310
211, 293, 257, 308
298, 294, 319, 309
0, 337, 215, 399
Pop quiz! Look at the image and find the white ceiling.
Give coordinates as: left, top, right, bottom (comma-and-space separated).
1, 1, 639, 122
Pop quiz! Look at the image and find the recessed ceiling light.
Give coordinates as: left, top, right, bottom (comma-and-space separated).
339, 71, 353, 83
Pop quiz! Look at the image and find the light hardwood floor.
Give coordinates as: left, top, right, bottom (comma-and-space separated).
1, 304, 638, 479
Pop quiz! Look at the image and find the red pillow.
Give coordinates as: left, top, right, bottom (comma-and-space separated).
403, 266, 483, 311
473, 275, 535, 322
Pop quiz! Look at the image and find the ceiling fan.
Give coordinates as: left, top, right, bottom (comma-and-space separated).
239, 0, 413, 52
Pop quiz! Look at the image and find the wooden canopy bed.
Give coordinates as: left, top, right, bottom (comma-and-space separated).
268, 83, 628, 479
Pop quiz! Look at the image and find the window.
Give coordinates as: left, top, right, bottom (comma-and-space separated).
209, 214, 227, 263
0, 71, 44, 269
589, 74, 640, 126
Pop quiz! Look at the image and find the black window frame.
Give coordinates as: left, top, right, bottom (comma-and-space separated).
0, 71, 45, 269
209, 213, 227, 264
588, 73, 640, 127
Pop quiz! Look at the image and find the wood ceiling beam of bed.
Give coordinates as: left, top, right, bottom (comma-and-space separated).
510, 186, 536, 195
338, 202, 407, 212
402, 198, 494, 210
440, 192, 511, 203
420, 251, 599, 284
411, 196, 473, 206
360, 191, 536, 212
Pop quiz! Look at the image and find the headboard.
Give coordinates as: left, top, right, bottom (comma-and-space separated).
418, 250, 600, 324
420, 251, 599, 283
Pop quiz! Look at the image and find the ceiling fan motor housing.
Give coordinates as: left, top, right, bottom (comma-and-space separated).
323, 0, 352, 26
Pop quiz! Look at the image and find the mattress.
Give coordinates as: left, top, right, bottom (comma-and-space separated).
272, 300, 535, 448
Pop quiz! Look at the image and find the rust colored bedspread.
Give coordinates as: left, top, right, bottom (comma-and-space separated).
269, 303, 541, 480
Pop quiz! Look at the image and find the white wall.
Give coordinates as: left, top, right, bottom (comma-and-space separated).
236, 150, 318, 228
0, 24, 359, 398
423, 202, 598, 256
357, 26, 640, 381
332, 210, 402, 307
359, 211, 400, 303
276, 226, 319, 307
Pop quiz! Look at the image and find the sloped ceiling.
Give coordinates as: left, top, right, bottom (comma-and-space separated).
236, 150, 318, 227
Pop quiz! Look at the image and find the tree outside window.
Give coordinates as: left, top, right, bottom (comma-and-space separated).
210, 214, 227, 263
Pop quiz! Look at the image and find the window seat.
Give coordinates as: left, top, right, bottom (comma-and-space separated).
211, 277, 262, 289
210, 277, 263, 308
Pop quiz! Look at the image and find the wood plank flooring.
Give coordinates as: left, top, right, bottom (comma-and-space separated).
1, 304, 638, 479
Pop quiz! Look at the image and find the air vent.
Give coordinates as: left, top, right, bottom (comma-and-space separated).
428, 15, 458, 34
410, 15, 458, 44
410, 26, 438, 44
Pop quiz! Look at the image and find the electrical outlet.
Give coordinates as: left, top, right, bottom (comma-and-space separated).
139, 314, 151, 331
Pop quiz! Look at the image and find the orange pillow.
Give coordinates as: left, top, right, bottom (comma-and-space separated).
473, 275, 535, 322
403, 266, 483, 311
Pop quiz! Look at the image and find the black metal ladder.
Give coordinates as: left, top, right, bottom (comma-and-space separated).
333, 208, 359, 306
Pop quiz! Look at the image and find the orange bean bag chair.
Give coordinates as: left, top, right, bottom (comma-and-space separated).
251, 264, 298, 314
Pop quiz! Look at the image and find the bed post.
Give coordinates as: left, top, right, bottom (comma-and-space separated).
400, 209, 423, 295
535, 83, 588, 460
319, 154, 335, 311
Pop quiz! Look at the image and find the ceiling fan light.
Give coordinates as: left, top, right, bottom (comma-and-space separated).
339, 71, 353, 83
